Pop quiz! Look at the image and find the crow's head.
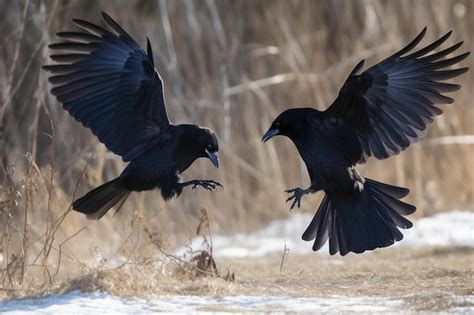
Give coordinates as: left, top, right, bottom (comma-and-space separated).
262, 108, 316, 142
196, 127, 220, 168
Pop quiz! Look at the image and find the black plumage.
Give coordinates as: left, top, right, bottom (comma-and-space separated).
262, 28, 469, 255
43, 12, 222, 219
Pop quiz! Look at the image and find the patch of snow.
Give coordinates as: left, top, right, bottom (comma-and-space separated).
3, 291, 472, 314
176, 213, 317, 258
402, 211, 474, 247
449, 295, 474, 313
175, 211, 474, 258
0, 291, 407, 314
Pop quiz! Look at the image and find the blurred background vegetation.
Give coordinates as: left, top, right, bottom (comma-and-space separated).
0, 0, 472, 296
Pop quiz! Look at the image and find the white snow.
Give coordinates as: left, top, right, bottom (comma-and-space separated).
177, 213, 316, 258
449, 295, 474, 313
176, 211, 474, 259
0, 290, 407, 314
3, 291, 473, 314
402, 211, 474, 247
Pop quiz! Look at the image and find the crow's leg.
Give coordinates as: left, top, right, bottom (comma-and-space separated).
285, 187, 316, 210
180, 179, 223, 192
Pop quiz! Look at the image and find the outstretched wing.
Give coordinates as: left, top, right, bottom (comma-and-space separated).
43, 12, 170, 161
323, 28, 469, 163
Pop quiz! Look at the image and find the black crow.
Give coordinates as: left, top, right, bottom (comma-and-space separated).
43, 12, 222, 219
262, 29, 469, 255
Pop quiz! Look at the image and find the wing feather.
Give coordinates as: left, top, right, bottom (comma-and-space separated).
324, 29, 469, 163
43, 12, 169, 161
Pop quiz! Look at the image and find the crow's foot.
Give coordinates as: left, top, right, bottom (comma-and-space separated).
285, 187, 313, 210
183, 179, 223, 192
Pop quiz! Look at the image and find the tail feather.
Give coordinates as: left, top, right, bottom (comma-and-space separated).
372, 189, 416, 216
365, 178, 409, 199
73, 177, 130, 220
312, 198, 332, 251
329, 209, 339, 255
302, 195, 330, 246
303, 178, 416, 255
374, 196, 413, 228
336, 221, 349, 255
364, 209, 383, 251
374, 204, 403, 241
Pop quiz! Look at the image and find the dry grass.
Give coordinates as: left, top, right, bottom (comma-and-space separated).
0, 0, 472, 302
3, 246, 473, 312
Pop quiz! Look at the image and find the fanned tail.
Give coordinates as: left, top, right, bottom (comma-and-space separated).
302, 178, 416, 255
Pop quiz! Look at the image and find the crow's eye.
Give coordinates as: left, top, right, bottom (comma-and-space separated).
274, 122, 280, 128
207, 144, 213, 149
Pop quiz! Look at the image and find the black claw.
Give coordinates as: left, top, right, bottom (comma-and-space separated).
189, 179, 222, 192
285, 187, 305, 211
288, 199, 295, 210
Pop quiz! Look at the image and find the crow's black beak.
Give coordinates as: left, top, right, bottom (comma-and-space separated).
205, 149, 220, 168
261, 128, 280, 142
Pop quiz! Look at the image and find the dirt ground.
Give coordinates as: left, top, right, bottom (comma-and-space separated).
150, 246, 473, 312
2, 245, 472, 312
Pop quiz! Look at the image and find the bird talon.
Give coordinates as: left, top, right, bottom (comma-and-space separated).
285, 187, 305, 211
189, 179, 222, 192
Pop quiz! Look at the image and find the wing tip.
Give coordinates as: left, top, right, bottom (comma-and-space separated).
449, 84, 461, 92
435, 29, 453, 45
101, 10, 133, 40
444, 96, 455, 104
349, 59, 365, 78
461, 51, 471, 59
48, 42, 67, 49
101, 11, 110, 19
418, 26, 428, 41
450, 41, 465, 52
444, 29, 453, 38
392, 27, 427, 58
146, 37, 155, 67
72, 16, 111, 37
457, 67, 470, 75
72, 18, 85, 25
412, 26, 427, 47
448, 52, 471, 68
101, 11, 114, 26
